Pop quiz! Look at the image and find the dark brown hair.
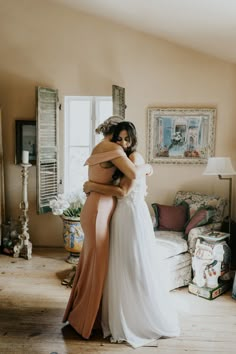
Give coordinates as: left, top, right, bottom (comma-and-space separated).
111, 121, 137, 157
111, 121, 138, 180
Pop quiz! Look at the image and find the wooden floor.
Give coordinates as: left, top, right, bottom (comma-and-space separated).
0, 248, 236, 354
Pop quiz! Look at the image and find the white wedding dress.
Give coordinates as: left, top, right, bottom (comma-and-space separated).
101, 176, 180, 348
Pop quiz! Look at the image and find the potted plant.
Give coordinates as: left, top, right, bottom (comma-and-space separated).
49, 192, 85, 264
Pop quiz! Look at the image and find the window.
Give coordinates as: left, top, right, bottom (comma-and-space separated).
64, 96, 112, 195
36, 85, 125, 214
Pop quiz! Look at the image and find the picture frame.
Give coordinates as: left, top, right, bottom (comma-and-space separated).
15, 120, 36, 165
147, 107, 216, 164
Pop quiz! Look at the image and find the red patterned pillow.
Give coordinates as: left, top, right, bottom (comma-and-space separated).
185, 207, 215, 234
151, 203, 188, 232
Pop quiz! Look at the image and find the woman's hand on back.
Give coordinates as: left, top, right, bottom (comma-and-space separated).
83, 181, 91, 195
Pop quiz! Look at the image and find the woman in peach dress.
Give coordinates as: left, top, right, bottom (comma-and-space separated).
63, 116, 152, 339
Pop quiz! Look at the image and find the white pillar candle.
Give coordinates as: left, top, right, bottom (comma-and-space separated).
22, 150, 29, 164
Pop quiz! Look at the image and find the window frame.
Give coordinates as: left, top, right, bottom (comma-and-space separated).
64, 96, 112, 196
36, 85, 125, 213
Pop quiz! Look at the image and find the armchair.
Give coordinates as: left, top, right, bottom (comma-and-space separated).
153, 191, 227, 291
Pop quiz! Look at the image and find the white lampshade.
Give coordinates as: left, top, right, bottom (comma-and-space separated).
203, 157, 236, 176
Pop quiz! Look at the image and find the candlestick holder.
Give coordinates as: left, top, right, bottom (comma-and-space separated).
13, 163, 32, 259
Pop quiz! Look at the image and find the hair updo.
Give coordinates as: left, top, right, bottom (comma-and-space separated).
95, 115, 124, 136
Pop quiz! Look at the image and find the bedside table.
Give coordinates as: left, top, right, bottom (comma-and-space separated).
189, 231, 232, 299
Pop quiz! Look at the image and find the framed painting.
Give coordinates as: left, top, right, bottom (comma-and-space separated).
15, 120, 36, 165
147, 107, 216, 164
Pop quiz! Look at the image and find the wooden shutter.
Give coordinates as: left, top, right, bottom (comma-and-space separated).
112, 85, 126, 118
36, 87, 59, 214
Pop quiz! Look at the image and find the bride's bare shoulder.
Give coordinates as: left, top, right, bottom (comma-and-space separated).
92, 140, 123, 154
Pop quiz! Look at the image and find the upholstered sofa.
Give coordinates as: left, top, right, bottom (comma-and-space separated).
152, 191, 227, 291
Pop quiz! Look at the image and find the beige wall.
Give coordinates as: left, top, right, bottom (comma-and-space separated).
0, 0, 236, 246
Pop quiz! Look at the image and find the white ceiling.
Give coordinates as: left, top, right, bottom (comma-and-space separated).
51, 0, 236, 64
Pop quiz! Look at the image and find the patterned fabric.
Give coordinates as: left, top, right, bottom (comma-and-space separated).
154, 191, 226, 290
188, 222, 222, 255
174, 191, 226, 223
168, 266, 192, 291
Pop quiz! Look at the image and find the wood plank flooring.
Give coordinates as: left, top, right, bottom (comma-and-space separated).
0, 248, 236, 354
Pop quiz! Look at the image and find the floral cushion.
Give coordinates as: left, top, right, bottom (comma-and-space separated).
174, 191, 226, 224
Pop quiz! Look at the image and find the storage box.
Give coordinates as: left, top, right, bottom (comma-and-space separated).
188, 280, 232, 300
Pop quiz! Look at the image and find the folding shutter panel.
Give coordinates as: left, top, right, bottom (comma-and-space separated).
112, 85, 126, 118
36, 87, 59, 214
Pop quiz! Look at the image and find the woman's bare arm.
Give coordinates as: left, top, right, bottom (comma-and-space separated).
111, 154, 152, 180
83, 181, 126, 198
92, 141, 152, 180
83, 152, 147, 197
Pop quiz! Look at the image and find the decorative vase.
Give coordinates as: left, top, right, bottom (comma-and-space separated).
61, 216, 84, 264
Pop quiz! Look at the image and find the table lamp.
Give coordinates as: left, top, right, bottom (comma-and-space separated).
203, 157, 236, 234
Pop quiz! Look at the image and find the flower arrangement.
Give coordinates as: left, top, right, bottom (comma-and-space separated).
49, 192, 85, 218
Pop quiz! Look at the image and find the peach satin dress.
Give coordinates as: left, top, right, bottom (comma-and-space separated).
63, 149, 125, 339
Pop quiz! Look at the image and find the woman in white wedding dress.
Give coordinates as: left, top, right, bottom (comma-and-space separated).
83, 121, 180, 348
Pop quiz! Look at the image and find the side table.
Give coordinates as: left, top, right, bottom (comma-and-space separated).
189, 231, 232, 300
